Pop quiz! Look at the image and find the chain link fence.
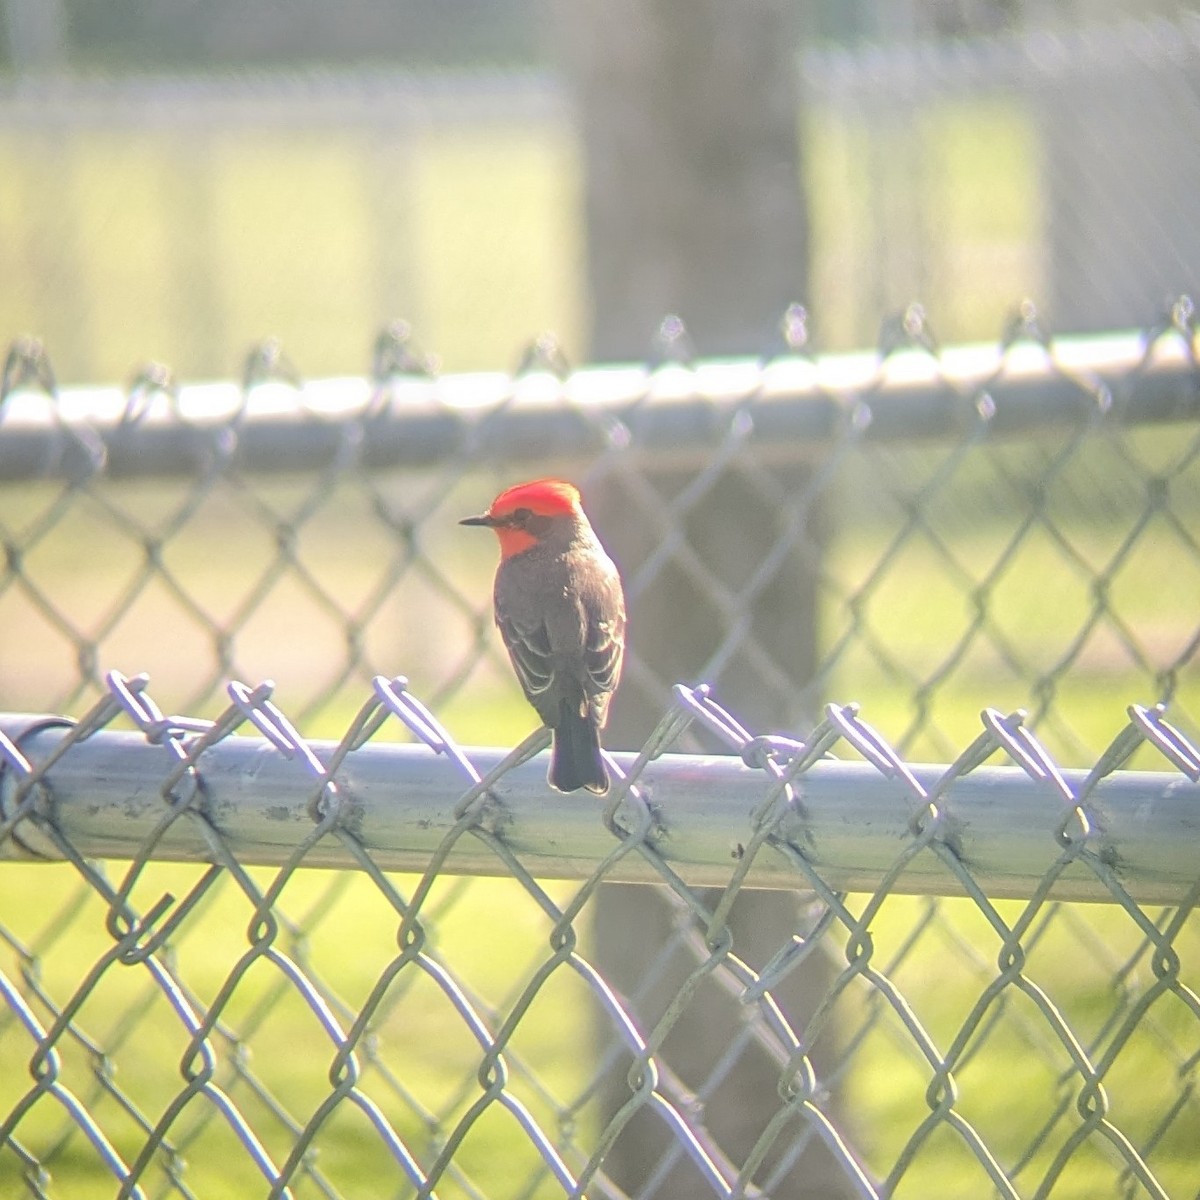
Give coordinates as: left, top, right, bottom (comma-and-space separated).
1, 300, 1200, 1197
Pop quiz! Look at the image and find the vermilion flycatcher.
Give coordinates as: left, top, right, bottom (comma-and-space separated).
460, 478, 626, 794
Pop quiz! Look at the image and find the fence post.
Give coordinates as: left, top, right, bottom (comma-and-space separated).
554, 0, 809, 360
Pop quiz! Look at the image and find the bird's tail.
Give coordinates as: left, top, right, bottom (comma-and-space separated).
549, 702, 608, 794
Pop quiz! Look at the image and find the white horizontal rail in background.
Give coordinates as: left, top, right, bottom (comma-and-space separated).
0, 329, 1196, 480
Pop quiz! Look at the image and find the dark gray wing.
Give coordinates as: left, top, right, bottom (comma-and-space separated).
585, 611, 624, 695
582, 570, 625, 708
496, 606, 555, 704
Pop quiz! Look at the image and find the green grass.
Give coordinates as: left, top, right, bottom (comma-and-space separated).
0, 92, 1039, 384
805, 98, 1038, 349
0, 862, 597, 1198
822, 515, 1200, 762
407, 125, 586, 372
832, 894, 1200, 1198
0, 117, 587, 385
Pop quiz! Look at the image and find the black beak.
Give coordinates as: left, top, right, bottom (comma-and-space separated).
459, 513, 497, 527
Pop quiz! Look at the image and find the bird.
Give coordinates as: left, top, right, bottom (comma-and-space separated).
460, 478, 626, 794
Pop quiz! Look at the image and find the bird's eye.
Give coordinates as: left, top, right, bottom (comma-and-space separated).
512, 507, 533, 524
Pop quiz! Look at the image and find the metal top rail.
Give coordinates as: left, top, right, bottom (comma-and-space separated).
3, 675, 1199, 908
4, 724, 1198, 905
0, 322, 1197, 480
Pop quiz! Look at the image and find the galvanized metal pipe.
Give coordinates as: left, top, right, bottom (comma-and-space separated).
2, 717, 1196, 905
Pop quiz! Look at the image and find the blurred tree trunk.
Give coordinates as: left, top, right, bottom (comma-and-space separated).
558, 0, 808, 359
555, 2, 857, 1196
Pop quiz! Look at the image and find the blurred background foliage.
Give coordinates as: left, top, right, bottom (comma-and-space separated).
1, 0, 1197, 382
4, 0, 1192, 69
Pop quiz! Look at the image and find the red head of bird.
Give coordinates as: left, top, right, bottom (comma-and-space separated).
458, 477, 585, 557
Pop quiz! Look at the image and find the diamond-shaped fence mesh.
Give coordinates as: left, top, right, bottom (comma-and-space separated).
1, 303, 1199, 1198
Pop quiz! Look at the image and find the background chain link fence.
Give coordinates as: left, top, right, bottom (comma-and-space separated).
3, 12, 1198, 380
1, 301, 1200, 1197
